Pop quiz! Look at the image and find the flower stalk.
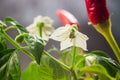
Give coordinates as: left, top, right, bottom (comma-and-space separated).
71, 46, 77, 80
93, 19, 120, 62
37, 22, 44, 37
71, 46, 77, 69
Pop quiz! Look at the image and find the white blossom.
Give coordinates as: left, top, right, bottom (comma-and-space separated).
26, 16, 54, 41
50, 24, 89, 51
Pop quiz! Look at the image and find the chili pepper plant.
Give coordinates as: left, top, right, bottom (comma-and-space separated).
0, 0, 120, 80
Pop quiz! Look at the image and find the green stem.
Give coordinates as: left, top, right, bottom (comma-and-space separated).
70, 46, 77, 80
37, 22, 44, 37
94, 19, 120, 62
39, 26, 42, 37
71, 69, 77, 80
103, 28, 120, 62
71, 46, 77, 68
2, 30, 35, 60
4, 26, 16, 31
44, 50, 78, 80
43, 51, 70, 70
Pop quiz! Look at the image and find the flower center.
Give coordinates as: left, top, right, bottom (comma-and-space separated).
69, 29, 75, 39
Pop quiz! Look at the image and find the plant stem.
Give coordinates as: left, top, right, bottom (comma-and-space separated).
39, 26, 42, 37
71, 46, 77, 80
4, 26, 16, 31
71, 69, 77, 80
43, 51, 70, 70
2, 30, 35, 60
37, 22, 44, 37
44, 50, 78, 80
94, 19, 120, 62
71, 46, 77, 69
103, 28, 120, 62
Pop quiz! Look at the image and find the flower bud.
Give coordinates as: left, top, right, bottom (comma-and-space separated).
56, 9, 80, 28
85, 0, 110, 24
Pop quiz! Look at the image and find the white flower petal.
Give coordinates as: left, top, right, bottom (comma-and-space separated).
42, 32, 49, 40
34, 16, 42, 22
26, 24, 39, 35
50, 24, 72, 41
42, 17, 54, 25
50, 24, 89, 51
26, 16, 54, 41
34, 16, 54, 26
60, 38, 73, 50
74, 31, 89, 51
43, 25, 54, 35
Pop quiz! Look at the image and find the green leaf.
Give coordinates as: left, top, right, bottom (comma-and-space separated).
15, 24, 28, 33
84, 77, 93, 80
88, 50, 110, 58
25, 35, 44, 64
59, 49, 72, 66
74, 55, 85, 79
58, 48, 86, 79
116, 71, 120, 80
21, 55, 70, 80
0, 36, 7, 51
0, 49, 15, 65
4, 17, 28, 33
0, 49, 21, 80
80, 64, 113, 80
86, 50, 120, 78
7, 52, 21, 80
4, 17, 17, 23
96, 57, 120, 77
75, 55, 85, 69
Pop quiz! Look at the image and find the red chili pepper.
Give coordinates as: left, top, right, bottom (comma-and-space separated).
85, 0, 110, 24
56, 9, 80, 28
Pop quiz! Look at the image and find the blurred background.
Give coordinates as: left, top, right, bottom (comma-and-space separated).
0, 0, 120, 70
